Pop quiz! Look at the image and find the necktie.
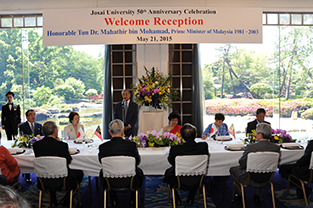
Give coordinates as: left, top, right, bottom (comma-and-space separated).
124, 102, 128, 121
31, 123, 35, 134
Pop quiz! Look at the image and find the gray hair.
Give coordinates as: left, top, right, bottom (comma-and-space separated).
121, 89, 131, 96
256, 123, 272, 139
109, 119, 124, 135
0, 185, 30, 208
43, 121, 57, 136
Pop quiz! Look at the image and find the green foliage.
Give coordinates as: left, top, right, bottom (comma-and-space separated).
85, 89, 97, 96
250, 83, 273, 99
301, 108, 313, 119
55, 84, 75, 101
33, 86, 52, 106
202, 66, 215, 99
65, 77, 86, 99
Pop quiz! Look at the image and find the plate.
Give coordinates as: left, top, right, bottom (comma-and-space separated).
281, 145, 304, 150
214, 137, 232, 142
70, 149, 80, 155
224, 146, 244, 151
74, 139, 94, 144
10, 149, 26, 155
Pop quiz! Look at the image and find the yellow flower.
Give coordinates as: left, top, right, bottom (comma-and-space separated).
252, 137, 255, 140
243, 140, 246, 144
274, 136, 279, 140
168, 85, 171, 88
149, 132, 152, 135
159, 92, 162, 95
148, 142, 154, 147
152, 93, 154, 95
36, 135, 40, 137
167, 90, 170, 93
134, 91, 137, 95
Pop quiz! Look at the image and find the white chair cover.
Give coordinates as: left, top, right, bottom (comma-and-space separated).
309, 154, 313, 170
246, 152, 279, 173
34, 157, 68, 179
101, 156, 136, 178
175, 155, 208, 176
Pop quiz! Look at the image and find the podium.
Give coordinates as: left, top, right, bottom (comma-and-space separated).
138, 111, 167, 134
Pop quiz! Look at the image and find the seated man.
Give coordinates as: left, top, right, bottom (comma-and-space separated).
279, 140, 313, 198
98, 119, 144, 207
163, 123, 209, 205
19, 109, 43, 184
246, 108, 270, 135
33, 121, 84, 207
230, 123, 280, 202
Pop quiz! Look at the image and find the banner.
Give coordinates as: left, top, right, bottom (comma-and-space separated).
43, 7, 262, 46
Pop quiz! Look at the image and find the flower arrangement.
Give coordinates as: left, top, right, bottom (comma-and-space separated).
11, 134, 44, 148
125, 130, 184, 147
270, 128, 296, 143
133, 66, 178, 109
243, 130, 256, 144
242, 128, 296, 144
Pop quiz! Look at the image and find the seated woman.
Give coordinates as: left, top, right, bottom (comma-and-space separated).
202, 113, 229, 140
0, 145, 20, 185
63, 111, 85, 140
163, 111, 182, 137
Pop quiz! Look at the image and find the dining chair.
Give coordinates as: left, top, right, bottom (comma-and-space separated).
101, 156, 140, 208
231, 151, 280, 208
167, 154, 209, 208
286, 153, 313, 206
33, 156, 81, 208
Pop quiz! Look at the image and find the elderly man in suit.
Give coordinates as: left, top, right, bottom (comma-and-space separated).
279, 140, 313, 198
114, 89, 138, 137
33, 121, 84, 207
230, 123, 280, 202
246, 108, 271, 135
98, 119, 143, 207
163, 123, 209, 205
1, 91, 21, 140
20, 109, 43, 136
19, 109, 43, 184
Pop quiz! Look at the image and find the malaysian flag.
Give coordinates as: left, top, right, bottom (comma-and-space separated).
94, 126, 103, 141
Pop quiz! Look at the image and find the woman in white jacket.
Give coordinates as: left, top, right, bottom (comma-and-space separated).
63, 111, 85, 140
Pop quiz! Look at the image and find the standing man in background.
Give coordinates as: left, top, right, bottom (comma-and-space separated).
114, 89, 138, 137
1, 91, 21, 140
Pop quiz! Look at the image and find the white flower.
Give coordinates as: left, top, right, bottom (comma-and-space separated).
155, 81, 159, 85
151, 84, 155, 88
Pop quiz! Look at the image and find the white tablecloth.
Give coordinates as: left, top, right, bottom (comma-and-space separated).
4, 139, 305, 176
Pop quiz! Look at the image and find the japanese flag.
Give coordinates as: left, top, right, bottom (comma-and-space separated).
210, 124, 218, 138
228, 124, 236, 139
77, 127, 85, 139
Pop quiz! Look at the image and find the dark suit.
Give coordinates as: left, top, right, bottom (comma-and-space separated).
246, 119, 270, 135
114, 100, 138, 137
1, 102, 21, 140
163, 141, 209, 187
19, 122, 43, 136
279, 140, 313, 183
98, 137, 143, 188
33, 136, 83, 190
230, 139, 280, 194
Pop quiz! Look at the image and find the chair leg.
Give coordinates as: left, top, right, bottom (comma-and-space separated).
172, 189, 176, 208
240, 184, 245, 208
231, 181, 236, 201
138, 189, 141, 205
270, 183, 276, 208
69, 190, 73, 208
89, 176, 92, 200
38, 190, 42, 208
135, 190, 139, 208
104, 189, 107, 208
286, 176, 291, 197
167, 184, 171, 204
77, 185, 82, 205
197, 189, 200, 201
301, 181, 309, 206
203, 185, 207, 208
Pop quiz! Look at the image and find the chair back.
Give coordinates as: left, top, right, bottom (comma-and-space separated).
309, 153, 313, 170
175, 155, 208, 176
246, 152, 279, 173
34, 156, 68, 179
101, 156, 136, 178
246, 152, 279, 185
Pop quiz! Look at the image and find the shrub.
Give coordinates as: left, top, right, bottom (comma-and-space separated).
301, 108, 313, 119
250, 83, 273, 99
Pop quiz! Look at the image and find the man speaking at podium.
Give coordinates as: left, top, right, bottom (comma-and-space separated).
114, 89, 138, 137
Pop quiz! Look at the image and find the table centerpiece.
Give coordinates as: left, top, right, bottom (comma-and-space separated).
125, 130, 184, 147
11, 134, 44, 148
133, 66, 178, 110
243, 128, 296, 144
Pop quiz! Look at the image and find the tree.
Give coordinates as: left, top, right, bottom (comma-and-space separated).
33, 86, 52, 107
65, 77, 85, 99
250, 83, 273, 99
55, 85, 75, 101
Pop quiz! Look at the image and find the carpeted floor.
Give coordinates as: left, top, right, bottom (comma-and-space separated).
17, 171, 312, 207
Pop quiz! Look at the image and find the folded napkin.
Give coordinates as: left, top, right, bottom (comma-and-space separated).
282, 143, 300, 148
8, 148, 23, 154
216, 136, 231, 141
74, 138, 84, 143
68, 148, 77, 154
226, 144, 244, 149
